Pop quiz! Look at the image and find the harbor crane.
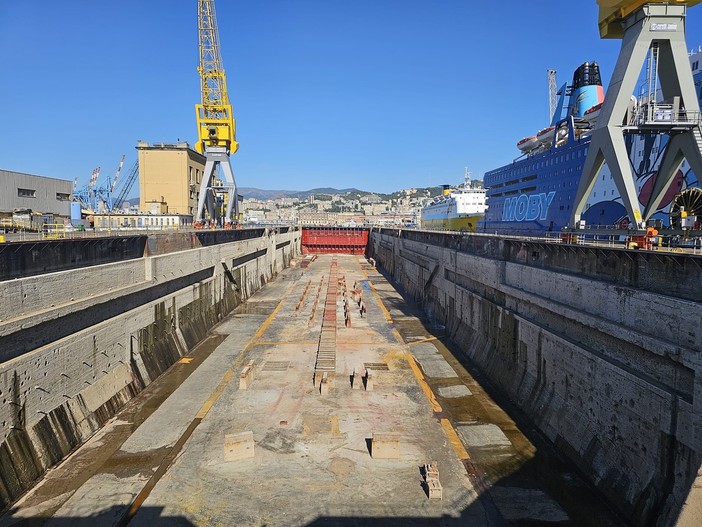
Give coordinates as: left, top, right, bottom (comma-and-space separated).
73, 155, 138, 213
194, 0, 239, 225
572, 0, 702, 230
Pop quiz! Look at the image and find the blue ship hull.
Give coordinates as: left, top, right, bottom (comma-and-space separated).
480, 59, 702, 236
481, 120, 591, 235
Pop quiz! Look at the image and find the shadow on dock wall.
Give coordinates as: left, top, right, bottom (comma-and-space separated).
369, 230, 701, 526
0, 236, 148, 282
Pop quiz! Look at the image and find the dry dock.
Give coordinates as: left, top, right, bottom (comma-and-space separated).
2, 253, 622, 526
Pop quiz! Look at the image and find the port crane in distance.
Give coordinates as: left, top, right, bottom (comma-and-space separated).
73, 155, 139, 213
194, 0, 240, 226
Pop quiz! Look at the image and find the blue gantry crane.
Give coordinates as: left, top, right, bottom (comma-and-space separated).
73, 155, 139, 213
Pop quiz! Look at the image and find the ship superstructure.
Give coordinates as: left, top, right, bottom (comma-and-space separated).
421, 170, 487, 232
480, 48, 702, 235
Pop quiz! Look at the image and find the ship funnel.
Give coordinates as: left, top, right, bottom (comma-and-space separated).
442, 184, 451, 196
569, 62, 605, 118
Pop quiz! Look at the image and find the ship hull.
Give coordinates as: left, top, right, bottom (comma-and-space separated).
422, 213, 483, 232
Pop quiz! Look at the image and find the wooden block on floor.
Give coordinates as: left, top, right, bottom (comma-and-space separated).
224, 431, 255, 461
427, 478, 443, 500
371, 433, 400, 459
239, 360, 255, 390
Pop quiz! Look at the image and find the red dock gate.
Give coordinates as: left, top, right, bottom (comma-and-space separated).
301, 226, 369, 254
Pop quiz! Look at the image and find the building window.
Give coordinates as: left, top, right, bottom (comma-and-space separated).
56, 192, 70, 201
18, 188, 36, 198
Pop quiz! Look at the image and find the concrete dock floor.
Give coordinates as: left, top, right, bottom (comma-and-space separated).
1, 254, 623, 526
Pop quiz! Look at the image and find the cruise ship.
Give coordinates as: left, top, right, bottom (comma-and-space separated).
480, 51, 702, 235
420, 170, 487, 232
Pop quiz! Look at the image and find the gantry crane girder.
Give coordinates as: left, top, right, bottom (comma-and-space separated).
196, 0, 238, 156
597, 0, 702, 37
194, 0, 240, 224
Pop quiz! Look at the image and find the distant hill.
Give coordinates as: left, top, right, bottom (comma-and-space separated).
239, 187, 365, 200
124, 182, 480, 205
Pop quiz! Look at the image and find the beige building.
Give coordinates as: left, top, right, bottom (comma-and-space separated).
137, 141, 205, 216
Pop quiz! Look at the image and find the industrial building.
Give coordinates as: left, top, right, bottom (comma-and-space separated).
136, 141, 205, 216
0, 168, 72, 226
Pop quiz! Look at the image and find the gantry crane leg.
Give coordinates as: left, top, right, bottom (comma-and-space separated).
573, 3, 702, 229
196, 146, 239, 223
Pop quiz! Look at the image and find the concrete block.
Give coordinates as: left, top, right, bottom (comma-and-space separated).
424, 461, 439, 481
239, 360, 255, 390
224, 431, 255, 461
352, 369, 361, 389
427, 478, 443, 500
320, 372, 329, 395
371, 433, 400, 459
365, 369, 374, 391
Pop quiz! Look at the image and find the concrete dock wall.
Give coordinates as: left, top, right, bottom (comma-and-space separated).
0, 228, 301, 509
369, 229, 702, 526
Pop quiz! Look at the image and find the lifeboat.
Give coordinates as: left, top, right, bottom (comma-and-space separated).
584, 102, 602, 122
517, 135, 538, 152
536, 126, 556, 145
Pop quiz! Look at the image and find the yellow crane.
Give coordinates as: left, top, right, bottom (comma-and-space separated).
195, 0, 239, 224
597, 0, 702, 37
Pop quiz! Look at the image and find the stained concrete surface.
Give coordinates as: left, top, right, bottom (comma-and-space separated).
2, 255, 625, 526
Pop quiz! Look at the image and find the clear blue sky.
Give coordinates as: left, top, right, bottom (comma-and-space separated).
3, 1, 702, 195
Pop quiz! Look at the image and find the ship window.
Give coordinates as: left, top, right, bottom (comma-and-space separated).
18, 188, 36, 198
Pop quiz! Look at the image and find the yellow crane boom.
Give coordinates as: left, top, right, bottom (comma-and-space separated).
196, 0, 237, 155
597, 0, 702, 38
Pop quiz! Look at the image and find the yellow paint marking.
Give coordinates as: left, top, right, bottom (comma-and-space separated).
404, 351, 442, 413
179, 358, 194, 364
440, 418, 470, 461
359, 255, 471, 462
193, 288, 292, 422
357, 259, 394, 324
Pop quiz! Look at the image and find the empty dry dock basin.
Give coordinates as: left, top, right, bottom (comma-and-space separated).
3, 254, 623, 526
